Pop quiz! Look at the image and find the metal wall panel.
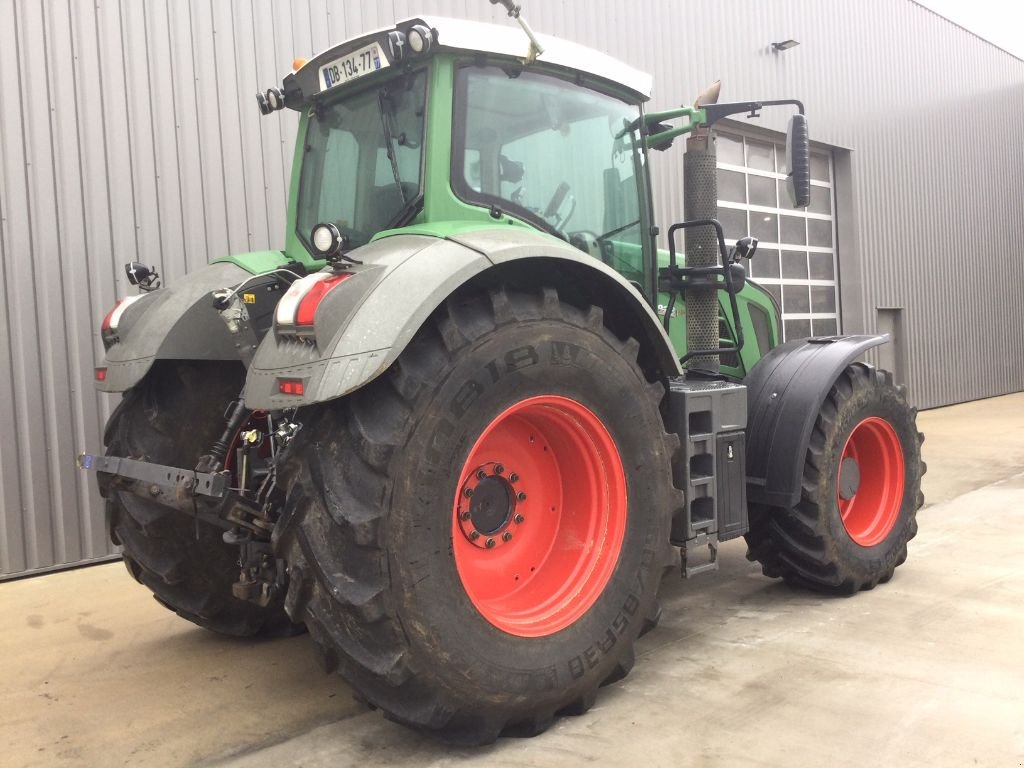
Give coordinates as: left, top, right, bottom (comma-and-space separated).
0, 0, 1021, 576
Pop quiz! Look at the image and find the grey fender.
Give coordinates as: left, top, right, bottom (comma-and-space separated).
744, 334, 888, 509
244, 228, 681, 410
97, 262, 257, 392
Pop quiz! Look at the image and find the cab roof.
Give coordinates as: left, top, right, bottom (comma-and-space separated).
414, 16, 652, 99
287, 15, 652, 105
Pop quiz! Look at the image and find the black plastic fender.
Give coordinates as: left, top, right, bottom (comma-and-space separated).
744, 334, 888, 508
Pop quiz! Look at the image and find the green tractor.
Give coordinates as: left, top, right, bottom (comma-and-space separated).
80, 3, 923, 745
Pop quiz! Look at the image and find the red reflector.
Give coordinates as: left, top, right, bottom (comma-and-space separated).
95, 368, 107, 382
278, 379, 305, 395
295, 273, 352, 326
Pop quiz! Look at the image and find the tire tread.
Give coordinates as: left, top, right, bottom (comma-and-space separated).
745, 363, 924, 594
275, 286, 678, 743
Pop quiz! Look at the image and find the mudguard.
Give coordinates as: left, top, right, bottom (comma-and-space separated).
744, 334, 888, 509
244, 228, 681, 410
97, 262, 259, 392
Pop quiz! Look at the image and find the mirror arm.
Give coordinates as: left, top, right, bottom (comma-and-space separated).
633, 99, 806, 148
702, 98, 805, 127
622, 107, 708, 149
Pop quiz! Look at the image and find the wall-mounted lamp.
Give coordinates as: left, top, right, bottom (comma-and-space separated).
772, 39, 800, 52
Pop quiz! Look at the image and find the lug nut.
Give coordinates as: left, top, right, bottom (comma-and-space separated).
494, 464, 504, 474
464, 487, 474, 498
469, 531, 480, 541
477, 470, 487, 480
514, 514, 525, 524
517, 492, 527, 502
509, 473, 519, 483
460, 510, 471, 521
502, 531, 513, 542
485, 538, 496, 549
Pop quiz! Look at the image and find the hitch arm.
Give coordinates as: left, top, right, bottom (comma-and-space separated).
79, 452, 273, 538
78, 453, 229, 498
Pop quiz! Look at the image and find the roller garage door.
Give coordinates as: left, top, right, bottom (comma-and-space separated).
714, 130, 840, 341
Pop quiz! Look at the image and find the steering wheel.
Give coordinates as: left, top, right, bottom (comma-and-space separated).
542, 182, 576, 229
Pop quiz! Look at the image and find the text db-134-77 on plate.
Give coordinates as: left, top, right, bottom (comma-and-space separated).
320, 43, 390, 91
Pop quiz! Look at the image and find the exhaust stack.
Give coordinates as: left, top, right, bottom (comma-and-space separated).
683, 82, 722, 375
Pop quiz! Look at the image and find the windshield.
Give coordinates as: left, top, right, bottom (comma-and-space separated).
297, 70, 427, 252
453, 66, 646, 282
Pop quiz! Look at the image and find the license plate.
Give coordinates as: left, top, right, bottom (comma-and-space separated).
320, 43, 389, 92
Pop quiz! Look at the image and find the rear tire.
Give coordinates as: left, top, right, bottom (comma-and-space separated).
102, 361, 301, 637
275, 287, 681, 744
744, 363, 924, 594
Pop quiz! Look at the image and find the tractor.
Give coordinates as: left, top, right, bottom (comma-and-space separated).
79, 2, 924, 745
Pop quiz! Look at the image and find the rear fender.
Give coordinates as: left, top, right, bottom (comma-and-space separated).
97, 262, 257, 392
243, 229, 680, 410
745, 334, 888, 508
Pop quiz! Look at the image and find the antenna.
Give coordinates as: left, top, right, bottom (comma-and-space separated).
489, 0, 544, 62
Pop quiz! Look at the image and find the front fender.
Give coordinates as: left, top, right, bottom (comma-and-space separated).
97, 262, 255, 392
744, 334, 888, 508
244, 228, 679, 410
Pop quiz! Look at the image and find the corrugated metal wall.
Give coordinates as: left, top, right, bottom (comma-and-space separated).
1, 0, 1022, 577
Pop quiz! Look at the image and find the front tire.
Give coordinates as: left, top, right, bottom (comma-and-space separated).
745, 363, 924, 593
275, 287, 680, 743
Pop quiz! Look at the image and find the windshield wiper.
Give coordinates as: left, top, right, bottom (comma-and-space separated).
378, 89, 410, 205
596, 218, 641, 244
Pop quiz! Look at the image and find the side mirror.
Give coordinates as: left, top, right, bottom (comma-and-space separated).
785, 114, 811, 208
647, 122, 676, 152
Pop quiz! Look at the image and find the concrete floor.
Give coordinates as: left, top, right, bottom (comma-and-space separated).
3, 393, 1024, 768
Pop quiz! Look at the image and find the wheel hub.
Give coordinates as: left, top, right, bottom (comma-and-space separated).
457, 462, 525, 549
451, 395, 627, 637
470, 476, 512, 533
837, 416, 905, 547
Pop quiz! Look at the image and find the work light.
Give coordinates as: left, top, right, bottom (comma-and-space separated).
408, 25, 433, 54
311, 222, 345, 259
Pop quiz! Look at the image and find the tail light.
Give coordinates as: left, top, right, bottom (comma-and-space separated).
275, 272, 353, 333
101, 295, 144, 337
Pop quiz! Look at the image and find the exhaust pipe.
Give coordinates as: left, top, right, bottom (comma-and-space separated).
683, 82, 722, 375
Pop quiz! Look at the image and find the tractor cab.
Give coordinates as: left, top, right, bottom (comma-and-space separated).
268, 15, 658, 291
451, 65, 648, 285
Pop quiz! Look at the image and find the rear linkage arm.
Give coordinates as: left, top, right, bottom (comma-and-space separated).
78, 400, 302, 607
76, 450, 272, 539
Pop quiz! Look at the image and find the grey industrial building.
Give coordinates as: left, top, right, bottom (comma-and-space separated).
1, 0, 1022, 578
